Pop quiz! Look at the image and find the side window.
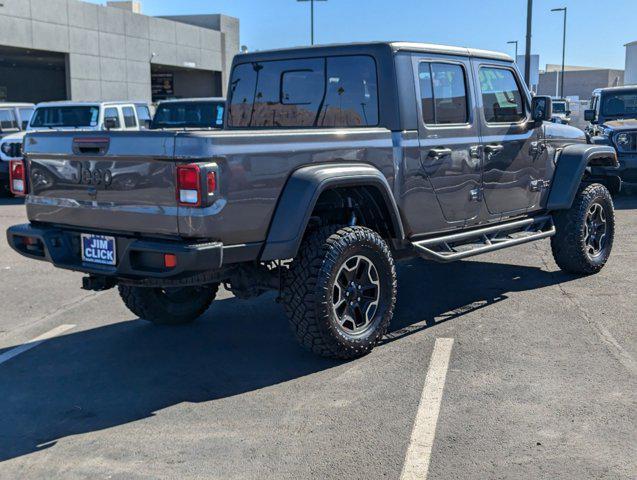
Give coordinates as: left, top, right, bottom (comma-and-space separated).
18, 108, 34, 129
0, 109, 19, 131
251, 59, 324, 127
135, 105, 152, 129
478, 67, 526, 123
318, 56, 379, 128
228, 55, 379, 129
122, 106, 137, 128
104, 107, 121, 129
418, 62, 469, 125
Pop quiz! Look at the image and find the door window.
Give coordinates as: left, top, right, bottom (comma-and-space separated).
478, 67, 526, 123
0, 109, 19, 131
135, 105, 152, 129
418, 62, 469, 125
104, 107, 120, 129
18, 108, 34, 129
122, 106, 137, 128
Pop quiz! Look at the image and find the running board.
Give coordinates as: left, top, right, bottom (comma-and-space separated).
412, 215, 556, 263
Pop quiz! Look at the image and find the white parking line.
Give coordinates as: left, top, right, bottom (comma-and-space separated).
0, 324, 76, 366
400, 338, 454, 480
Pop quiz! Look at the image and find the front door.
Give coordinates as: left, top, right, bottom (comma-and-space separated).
472, 62, 544, 215
414, 56, 482, 226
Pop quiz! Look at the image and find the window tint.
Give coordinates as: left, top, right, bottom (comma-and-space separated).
318, 56, 379, 128
122, 107, 137, 128
0, 109, 18, 130
104, 107, 120, 129
228, 55, 378, 128
601, 92, 637, 117
135, 105, 152, 129
30, 106, 99, 128
418, 63, 468, 125
479, 67, 526, 123
151, 101, 225, 129
18, 108, 34, 129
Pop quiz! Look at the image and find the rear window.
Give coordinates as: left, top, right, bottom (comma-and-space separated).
18, 108, 34, 129
151, 101, 225, 129
30, 106, 99, 128
0, 109, 19, 131
228, 55, 379, 128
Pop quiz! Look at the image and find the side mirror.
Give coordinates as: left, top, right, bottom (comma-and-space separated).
104, 118, 118, 130
584, 110, 597, 122
531, 96, 552, 123
566, 110, 572, 116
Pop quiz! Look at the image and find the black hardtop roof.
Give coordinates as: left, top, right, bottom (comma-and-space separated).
233, 41, 512, 64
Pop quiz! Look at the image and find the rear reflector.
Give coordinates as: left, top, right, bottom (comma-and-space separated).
176, 164, 201, 206
164, 253, 177, 268
207, 171, 217, 193
9, 160, 26, 196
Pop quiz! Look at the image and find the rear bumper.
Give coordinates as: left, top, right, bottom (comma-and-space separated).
6, 223, 229, 280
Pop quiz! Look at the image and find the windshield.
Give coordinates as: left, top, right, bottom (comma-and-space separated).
601, 92, 637, 118
552, 102, 567, 113
30, 106, 100, 128
150, 101, 225, 129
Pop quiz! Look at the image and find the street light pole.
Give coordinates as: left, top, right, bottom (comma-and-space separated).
524, 0, 533, 88
297, 0, 328, 46
551, 7, 567, 98
507, 40, 519, 61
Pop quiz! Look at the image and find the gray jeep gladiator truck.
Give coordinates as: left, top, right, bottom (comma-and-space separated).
585, 85, 637, 193
7, 42, 618, 359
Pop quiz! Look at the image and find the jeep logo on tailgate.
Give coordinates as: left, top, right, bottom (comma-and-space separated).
75, 163, 113, 187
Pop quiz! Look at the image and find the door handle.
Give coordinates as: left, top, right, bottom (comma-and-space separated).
484, 144, 504, 155
428, 147, 452, 158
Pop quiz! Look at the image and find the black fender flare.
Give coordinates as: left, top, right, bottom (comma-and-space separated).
546, 144, 618, 210
260, 163, 405, 261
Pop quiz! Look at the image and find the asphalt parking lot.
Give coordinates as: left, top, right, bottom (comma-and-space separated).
0, 196, 635, 480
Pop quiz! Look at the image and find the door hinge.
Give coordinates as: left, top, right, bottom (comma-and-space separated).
469, 187, 483, 202
530, 179, 550, 192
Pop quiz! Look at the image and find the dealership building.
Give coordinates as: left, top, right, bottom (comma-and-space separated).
0, 0, 239, 103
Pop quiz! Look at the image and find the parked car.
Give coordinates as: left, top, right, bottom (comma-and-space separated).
551, 98, 571, 124
585, 85, 637, 193
0, 101, 152, 195
150, 98, 225, 129
7, 42, 618, 359
0, 103, 35, 195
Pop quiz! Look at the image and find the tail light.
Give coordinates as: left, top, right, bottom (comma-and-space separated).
176, 164, 201, 206
176, 164, 217, 207
10, 160, 27, 196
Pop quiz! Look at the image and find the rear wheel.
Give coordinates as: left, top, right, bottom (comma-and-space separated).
283, 226, 397, 360
118, 284, 219, 325
551, 183, 615, 275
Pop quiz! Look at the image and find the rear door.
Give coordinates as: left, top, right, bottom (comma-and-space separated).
414, 55, 482, 226
472, 61, 545, 215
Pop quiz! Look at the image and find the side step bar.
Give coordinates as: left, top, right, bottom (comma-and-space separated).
412, 215, 556, 263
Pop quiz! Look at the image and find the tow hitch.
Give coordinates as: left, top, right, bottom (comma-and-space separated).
82, 275, 117, 292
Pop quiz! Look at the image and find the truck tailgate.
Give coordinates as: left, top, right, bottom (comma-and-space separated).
23, 131, 180, 237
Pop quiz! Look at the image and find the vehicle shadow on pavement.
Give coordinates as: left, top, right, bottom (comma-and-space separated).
0, 259, 576, 462
613, 194, 637, 210
0, 197, 24, 206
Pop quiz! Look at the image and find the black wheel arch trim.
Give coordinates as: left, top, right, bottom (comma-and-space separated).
260, 163, 405, 261
546, 144, 618, 210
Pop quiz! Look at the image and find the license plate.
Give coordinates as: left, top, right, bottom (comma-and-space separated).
81, 234, 116, 266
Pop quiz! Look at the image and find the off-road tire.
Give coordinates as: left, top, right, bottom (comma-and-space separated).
283, 226, 397, 360
551, 183, 615, 275
118, 284, 219, 325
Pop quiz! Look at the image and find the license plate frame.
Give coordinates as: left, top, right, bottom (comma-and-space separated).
81, 234, 117, 266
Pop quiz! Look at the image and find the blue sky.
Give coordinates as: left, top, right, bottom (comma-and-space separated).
89, 0, 635, 70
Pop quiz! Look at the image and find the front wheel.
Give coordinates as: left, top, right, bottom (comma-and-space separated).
551, 183, 615, 275
118, 284, 219, 325
283, 226, 397, 360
